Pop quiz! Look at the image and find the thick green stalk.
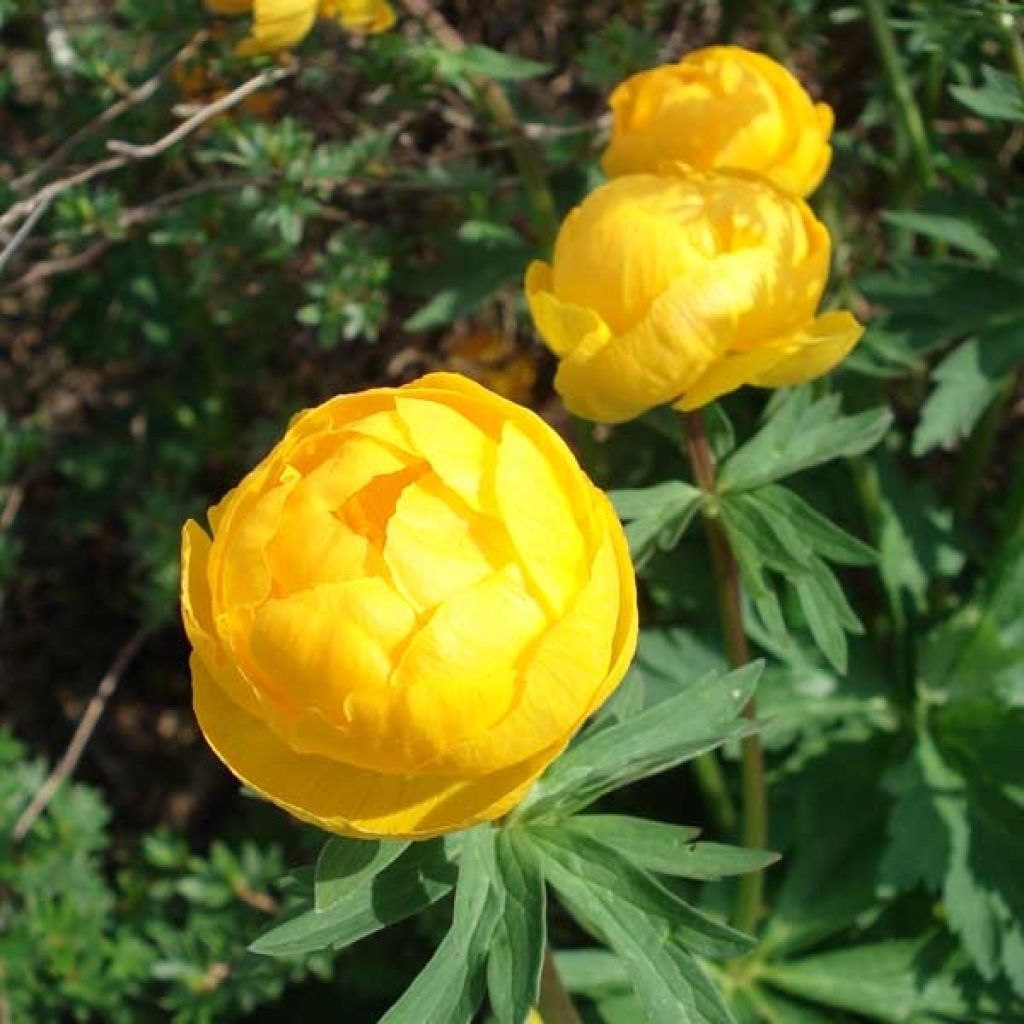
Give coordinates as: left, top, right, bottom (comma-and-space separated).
861, 0, 935, 187
682, 411, 767, 935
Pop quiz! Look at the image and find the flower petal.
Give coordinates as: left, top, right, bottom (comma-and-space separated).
192, 654, 556, 838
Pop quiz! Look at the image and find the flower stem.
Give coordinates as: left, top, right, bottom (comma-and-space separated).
682, 410, 767, 935
401, 0, 560, 251
538, 946, 582, 1024
997, 0, 1024, 99
861, 0, 935, 188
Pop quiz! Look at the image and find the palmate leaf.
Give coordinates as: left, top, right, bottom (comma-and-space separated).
484, 829, 546, 1024
609, 481, 704, 567
882, 706, 1024, 997
313, 837, 409, 911
250, 837, 459, 957
912, 320, 1024, 456
563, 816, 779, 881
718, 389, 891, 493
513, 662, 761, 823
951, 65, 1024, 121
526, 826, 748, 1024
379, 828, 500, 1024
760, 932, 1018, 1023
719, 485, 872, 674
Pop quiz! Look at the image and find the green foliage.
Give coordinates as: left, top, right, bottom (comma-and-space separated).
0, 730, 331, 1023
6, 1, 1024, 1020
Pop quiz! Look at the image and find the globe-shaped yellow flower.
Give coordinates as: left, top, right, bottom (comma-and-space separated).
206, 0, 395, 57
526, 168, 863, 424
181, 373, 637, 838
602, 46, 833, 198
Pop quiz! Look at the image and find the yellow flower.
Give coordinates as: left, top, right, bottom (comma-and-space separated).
602, 46, 834, 198
181, 373, 637, 838
526, 168, 863, 424
205, 0, 395, 57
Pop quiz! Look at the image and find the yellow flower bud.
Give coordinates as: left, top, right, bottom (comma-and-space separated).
602, 46, 834, 198
526, 169, 863, 424
205, 0, 395, 57
181, 373, 637, 838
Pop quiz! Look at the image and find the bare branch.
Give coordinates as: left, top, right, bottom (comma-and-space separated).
12, 30, 210, 193
0, 65, 298, 273
105, 65, 297, 160
11, 628, 150, 843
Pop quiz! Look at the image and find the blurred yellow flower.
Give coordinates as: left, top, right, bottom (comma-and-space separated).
602, 46, 833, 198
181, 373, 637, 838
526, 168, 863, 423
206, 0, 395, 57
444, 328, 538, 407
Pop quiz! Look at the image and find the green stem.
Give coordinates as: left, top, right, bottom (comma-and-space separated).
538, 947, 583, 1024
682, 410, 767, 935
402, 0, 560, 251
693, 751, 739, 836
861, 0, 935, 188
997, 441, 1024, 557
953, 375, 1015, 522
997, 0, 1024, 98
753, 0, 790, 64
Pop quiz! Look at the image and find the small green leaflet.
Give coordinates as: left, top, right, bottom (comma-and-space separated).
250, 838, 458, 957
912, 320, 1024, 456
527, 826, 747, 1024
484, 829, 546, 1024
514, 662, 761, 823
951, 65, 1024, 121
314, 837, 409, 911
881, 706, 1024, 998
379, 827, 501, 1024
563, 815, 779, 881
609, 481, 704, 567
718, 390, 891, 493
719, 486, 871, 673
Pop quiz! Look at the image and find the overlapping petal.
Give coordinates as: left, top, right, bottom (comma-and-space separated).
181, 373, 637, 838
602, 45, 833, 198
527, 169, 861, 421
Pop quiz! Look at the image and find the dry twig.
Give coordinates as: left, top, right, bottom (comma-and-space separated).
11, 628, 150, 843
0, 65, 297, 273
12, 30, 210, 193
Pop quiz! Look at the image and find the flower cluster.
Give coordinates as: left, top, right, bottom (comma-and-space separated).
206, 0, 395, 56
528, 46, 863, 423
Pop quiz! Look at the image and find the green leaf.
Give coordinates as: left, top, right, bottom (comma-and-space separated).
951, 65, 1024, 122
883, 707, 1024, 997
485, 829, 545, 1024
434, 45, 551, 82
403, 221, 534, 331
757, 487, 876, 566
313, 837, 409, 911
610, 481, 704, 566
913, 321, 1024, 456
529, 828, 743, 1024
380, 828, 501, 1024
515, 662, 762, 822
250, 838, 458, 957
793, 570, 849, 674
761, 933, 1012, 1022
882, 210, 1000, 263
530, 826, 752, 959
719, 391, 892, 492
564, 815, 778, 881
918, 541, 1024, 704
763, 738, 890, 958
